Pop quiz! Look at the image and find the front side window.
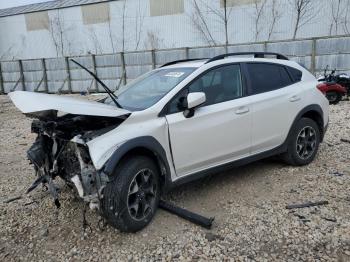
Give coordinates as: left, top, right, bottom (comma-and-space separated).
105, 67, 195, 111
167, 64, 243, 114
246, 63, 293, 95
189, 64, 243, 106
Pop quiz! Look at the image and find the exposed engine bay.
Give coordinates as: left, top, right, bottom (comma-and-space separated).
26, 112, 127, 209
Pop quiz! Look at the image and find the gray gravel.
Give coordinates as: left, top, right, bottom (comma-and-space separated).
0, 95, 349, 261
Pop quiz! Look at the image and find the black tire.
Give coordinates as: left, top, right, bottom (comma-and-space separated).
326, 91, 342, 105
282, 118, 320, 166
101, 156, 160, 232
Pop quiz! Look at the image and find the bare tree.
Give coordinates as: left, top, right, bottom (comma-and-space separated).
134, 0, 145, 50
107, 8, 116, 53
121, 0, 127, 52
106, 0, 127, 53
202, 0, 233, 48
253, 0, 267, 42
144, 31, 163, 50
16, 35, 27, 58
329, 0, 343, 35
88, 28, 103, 54
0, 44, 15, 60
189, 0, 233, 48
344, 1, 350, 34
49, 10, 65, 57
222, 0, 230, 47
289, 0, 316, 40
267, 0, 282, 40
188, 0, 216, 46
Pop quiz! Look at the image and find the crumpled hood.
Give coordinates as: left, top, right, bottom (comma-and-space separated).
8, 91, 130, 117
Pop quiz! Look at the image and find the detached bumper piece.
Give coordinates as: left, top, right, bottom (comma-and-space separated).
159, 200, 214, 229
26, 135, 62, 207
27, 175, 61, 208
26, 133, 107, 209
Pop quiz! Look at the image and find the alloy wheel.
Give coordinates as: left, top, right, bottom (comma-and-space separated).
127, 168, 157, 221
296, 126, 317, 160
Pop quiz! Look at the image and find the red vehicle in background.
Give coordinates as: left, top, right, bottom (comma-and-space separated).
317, 67, 349, 105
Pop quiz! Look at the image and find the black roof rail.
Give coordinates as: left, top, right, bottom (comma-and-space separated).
161, 58, 208, 67
205, 52, 289, 64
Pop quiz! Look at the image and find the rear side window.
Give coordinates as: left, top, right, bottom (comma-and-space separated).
246, 63, 293, 95
286, 66, 303, 83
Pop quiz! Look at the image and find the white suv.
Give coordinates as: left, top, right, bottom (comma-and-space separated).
9, 52, 329, 232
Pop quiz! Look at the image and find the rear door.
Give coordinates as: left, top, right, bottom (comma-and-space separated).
243, 63, 304, 154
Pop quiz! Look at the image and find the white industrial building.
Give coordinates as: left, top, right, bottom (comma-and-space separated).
0, 0, 349, 60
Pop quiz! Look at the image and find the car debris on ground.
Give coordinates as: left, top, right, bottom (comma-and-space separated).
340, 138, 350, 144
286, 200, 329, 209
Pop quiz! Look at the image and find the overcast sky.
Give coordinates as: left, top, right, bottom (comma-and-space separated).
0, 0, 52, 9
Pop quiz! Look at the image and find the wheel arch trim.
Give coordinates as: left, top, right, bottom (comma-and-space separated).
102, 136, 172, 188
287, 104, 325, 142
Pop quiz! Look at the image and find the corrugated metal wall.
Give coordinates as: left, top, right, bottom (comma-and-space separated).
1, 35, 349, 94
1, 0, 349, 61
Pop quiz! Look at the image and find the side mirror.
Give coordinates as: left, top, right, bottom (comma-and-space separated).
183, 92, 206, 118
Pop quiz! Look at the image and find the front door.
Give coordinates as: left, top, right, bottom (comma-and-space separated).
165, 64, 252, 177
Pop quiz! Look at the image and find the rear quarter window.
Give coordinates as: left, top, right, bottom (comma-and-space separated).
286, 66, 303, 83
246, 63, 293, 95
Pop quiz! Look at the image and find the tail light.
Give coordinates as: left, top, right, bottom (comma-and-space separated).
316, 83, 327, 94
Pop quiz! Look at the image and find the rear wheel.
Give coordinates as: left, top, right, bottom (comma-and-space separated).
282, 118, 320, 166
101, 156, 160, 232
326, 91, 342, 105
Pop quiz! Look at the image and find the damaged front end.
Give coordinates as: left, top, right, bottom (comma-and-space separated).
26, 113, 127, 209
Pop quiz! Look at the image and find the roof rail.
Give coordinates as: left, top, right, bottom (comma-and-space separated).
161, 58, 208, 67
205, 52, 289, 64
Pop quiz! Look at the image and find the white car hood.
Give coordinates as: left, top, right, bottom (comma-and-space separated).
8, 91, 130, 117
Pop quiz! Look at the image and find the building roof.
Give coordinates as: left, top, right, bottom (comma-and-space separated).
0, 0, 114, 18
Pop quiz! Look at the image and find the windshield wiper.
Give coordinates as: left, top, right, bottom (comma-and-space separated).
70, 59, 122, 108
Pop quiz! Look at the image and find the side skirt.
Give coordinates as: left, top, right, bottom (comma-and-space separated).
164, 143, 287, 191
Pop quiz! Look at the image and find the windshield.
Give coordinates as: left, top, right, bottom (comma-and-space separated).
105, 67, 195, 111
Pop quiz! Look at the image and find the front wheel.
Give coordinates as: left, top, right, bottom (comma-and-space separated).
282, 118, 320, 166
326, 91, 342, 105
101, 156, 160, 232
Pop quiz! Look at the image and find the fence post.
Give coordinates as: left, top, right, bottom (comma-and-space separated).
151, 49, 156, 69
120, 52, 127, 85
41, 58, 48, 93
91, 54, 98, 92
65, 57, 72, 93
311, 38, 317, 75
0, 62, 4, 94
18, 60, 25, 91
185, 47, 189, 59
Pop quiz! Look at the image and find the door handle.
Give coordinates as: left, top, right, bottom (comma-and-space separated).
235, 106, 249, 115
289, 95, 301, 102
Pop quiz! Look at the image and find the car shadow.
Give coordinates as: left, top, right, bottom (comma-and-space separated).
164, 157, 286, 210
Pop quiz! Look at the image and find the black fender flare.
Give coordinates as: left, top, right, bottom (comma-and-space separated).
285, 104, 325, 145
102, 136, 171, 185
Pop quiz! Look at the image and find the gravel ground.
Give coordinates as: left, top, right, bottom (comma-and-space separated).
0, 94, 349, 261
